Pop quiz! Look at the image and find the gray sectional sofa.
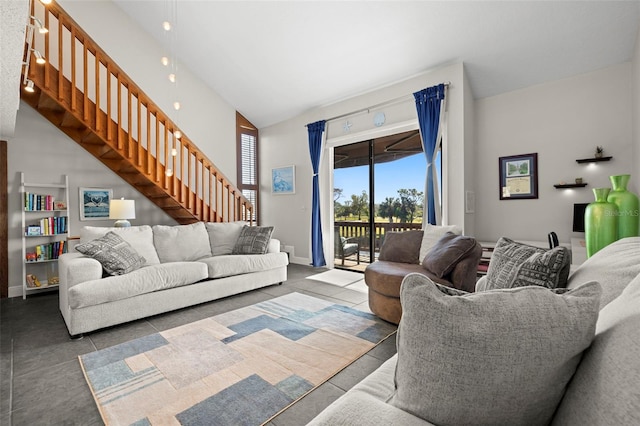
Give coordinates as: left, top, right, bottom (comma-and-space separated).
58, 222, 288, 337
309, 236, 640, 425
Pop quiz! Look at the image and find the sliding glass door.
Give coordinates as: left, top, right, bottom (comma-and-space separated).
333, 130, 427, 271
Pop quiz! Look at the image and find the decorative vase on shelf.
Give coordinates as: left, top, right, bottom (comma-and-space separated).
585, 188, 618, 258
607, 174, 639, 239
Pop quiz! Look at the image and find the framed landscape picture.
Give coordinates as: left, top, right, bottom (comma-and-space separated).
272, 165, 295, 195
499, 153, 538, 200
79, 187, 113, 220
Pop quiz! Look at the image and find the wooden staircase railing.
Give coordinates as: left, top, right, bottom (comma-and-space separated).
20, 0, 253, 225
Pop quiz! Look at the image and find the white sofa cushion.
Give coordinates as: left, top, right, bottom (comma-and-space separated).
80, 225, 160, 266
68, 262, 208, 309
198, 252, 289, 279
551, 273, 640, 425
419, 223, 462, 264
567, 236, 640, 309
391, 273, 601, 426
205, 221, 248, 255
153, 222, 212, 263
308, 356, 430, 426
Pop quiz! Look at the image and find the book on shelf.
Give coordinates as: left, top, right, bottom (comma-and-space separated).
26, 241, 67, 261
26, 216, 68, 236
24, 192, 56, 211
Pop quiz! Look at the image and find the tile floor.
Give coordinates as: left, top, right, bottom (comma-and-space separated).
0, 264, 397, 426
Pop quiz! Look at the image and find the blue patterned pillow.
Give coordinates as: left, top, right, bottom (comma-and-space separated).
76, 231, 146, 275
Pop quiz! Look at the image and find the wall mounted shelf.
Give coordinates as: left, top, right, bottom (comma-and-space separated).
554, 183, 588, 189
576, 156, 612, 164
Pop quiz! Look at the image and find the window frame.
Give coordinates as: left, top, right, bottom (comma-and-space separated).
236, 112, 259, 224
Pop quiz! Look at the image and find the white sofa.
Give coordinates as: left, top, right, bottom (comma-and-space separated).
309, 237, 640, 425
58, 222, 288, 337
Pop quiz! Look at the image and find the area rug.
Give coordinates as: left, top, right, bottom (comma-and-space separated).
79, 292, 396, 426
306, 269, 363, 287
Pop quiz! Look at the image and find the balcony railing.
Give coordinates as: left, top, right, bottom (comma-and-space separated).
335, 220, 421, 252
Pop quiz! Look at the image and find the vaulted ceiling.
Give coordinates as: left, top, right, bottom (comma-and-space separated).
112, 0, 640, 128
2, 1, 639, 137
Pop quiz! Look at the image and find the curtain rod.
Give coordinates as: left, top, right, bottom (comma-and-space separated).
307, 81, 451, 127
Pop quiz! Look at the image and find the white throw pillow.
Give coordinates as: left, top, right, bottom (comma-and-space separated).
205, 221, 248, 256
79, 225, 160, 265
152, 222, 212, 263
419, 223, 462, 263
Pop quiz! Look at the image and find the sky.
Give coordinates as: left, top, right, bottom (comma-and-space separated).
334, 153, 427, 204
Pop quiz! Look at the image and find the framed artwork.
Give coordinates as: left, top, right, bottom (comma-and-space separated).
271, 165, 296, 195
79, 187, 113, 220
499, 153, 538, 200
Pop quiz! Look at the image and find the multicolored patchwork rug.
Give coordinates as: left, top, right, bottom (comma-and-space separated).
79, 292, 396, 425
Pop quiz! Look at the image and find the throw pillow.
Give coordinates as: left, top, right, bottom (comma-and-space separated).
484, 237, 571, 290
76, 231, 147, 275
152, 222, 212, 263
80, 225, 160, 265
419, 223, 462, 264
422, 232, 477, 277
378, 230, 424, 264
232, 225, 274, 254
205, 221, 248, 256
391, 273, 602, 426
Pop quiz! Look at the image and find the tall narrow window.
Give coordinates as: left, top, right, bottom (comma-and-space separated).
236, 112, 259, 223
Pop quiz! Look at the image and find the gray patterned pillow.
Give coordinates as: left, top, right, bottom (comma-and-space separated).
392, 273, 602, 426
232, 225, 274, 254
76, 231, 146, 275
484, 237, 571, 290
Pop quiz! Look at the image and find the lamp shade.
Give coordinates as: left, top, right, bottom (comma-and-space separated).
109, 199, 135, 227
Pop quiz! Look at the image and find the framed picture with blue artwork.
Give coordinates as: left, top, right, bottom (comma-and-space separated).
79, 187, 113, 220
271, 165, 295, 195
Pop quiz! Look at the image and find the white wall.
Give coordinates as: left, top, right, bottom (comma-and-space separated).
58, 0, 238, 184
260, 63, 470, 264
6, 102, 176, 297
633, 19, 640, 194
474, 63, 633, 244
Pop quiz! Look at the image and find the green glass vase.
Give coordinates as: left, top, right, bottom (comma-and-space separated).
607, 174, 640, 239
585, 188, 618, 258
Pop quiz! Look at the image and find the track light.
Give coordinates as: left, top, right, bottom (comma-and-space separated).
171, 148, 178, 156
168, 73, 176, 83
173, 101, 181, 111
39, 0, 52, 5
24, 80, 35, 93
166, 168, 173, 177
31, 17, 48, 34
162, 21, 171, 31
161, 56, 169, 66
174, 130, 182, 140
33, 50, 46, 64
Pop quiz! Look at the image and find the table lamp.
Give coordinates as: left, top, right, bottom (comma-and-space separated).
109, 198, 135, 227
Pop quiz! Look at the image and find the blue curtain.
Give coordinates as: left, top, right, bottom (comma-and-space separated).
414, 84, 445, 225
308, 120, 327, 267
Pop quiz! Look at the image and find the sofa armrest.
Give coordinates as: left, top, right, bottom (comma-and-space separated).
59, 252, 103, 291
267, 238, 281, 253
58, 252, 103, 332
